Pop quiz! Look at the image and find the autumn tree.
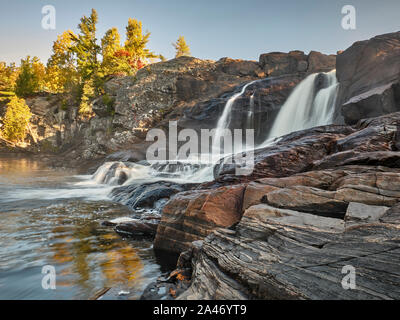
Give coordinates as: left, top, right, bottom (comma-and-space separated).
15, 56, 45, 97
46, 30, 78, 93
124, 18, 157, 69
100, 27, 132, 76
0, 62, 19, 93
1, 96, 32, 142
173, 36, 191, 58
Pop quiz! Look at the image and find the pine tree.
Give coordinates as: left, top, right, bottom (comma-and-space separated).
124, 18, 157, 68
15, 56, 44, 97
46, 30, 78, 93
0, 62, 18, 93
173, 36, 191, 58
101, 27, 125, 76
69, 9, 101, 81
2, 96, 32, 142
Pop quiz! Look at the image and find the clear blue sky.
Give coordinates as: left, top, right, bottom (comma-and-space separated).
1, 0, 399, 65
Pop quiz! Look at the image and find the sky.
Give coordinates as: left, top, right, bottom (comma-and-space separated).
0, 0, 399, 65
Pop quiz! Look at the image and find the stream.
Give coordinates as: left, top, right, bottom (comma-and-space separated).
0, 155, 163, 300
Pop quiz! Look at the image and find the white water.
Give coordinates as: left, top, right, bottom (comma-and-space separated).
212, 79, 262, 155
75, 70, 339, 188
267, 70, 338, 139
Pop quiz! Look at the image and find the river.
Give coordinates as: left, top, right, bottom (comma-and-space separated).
0, 155, 163, 300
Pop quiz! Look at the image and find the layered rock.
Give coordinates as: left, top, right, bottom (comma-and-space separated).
154, 184, 246, 254
336, 31, 400, 124
259, 50, 336, 77
150, 110, 400, 300
178, 201, 400, 300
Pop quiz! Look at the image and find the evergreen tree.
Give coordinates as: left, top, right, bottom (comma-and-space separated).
101, 27, 127, 76
69, 9, 101, 81
173, 36, 191, 58
1, 96, 32, 142
15, 56, 44, 97
46, 30, 78, 93
124, 18, 157, 68
0, 62, 18, 93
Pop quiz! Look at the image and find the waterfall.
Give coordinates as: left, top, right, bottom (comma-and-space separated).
266, 70, 338, 139
212, 79, 262, 154
84, 71, 339, 187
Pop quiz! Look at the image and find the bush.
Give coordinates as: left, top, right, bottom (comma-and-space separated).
2, 96, 32, 142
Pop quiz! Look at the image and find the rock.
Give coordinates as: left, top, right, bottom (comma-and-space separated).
154, 184, 246, 254
341, 82, 400, 125
179, 209, 400, 300
307, 51, 336, 74
263, 186, 348, 218
111, 181, 197, 212
345, 202, 389, 228
114, 219, 159, 238
177, 74, 304, 144
259, 50, 336, 77
336, 31, 400, 124
259, 51, 308, 77
214, 125, 353, 183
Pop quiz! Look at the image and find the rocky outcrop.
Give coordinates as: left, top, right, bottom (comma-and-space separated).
148, 109, 400, 300
336, 31, 400, 124
178, 200, 400, 300
154, 184, 246, 254
259, 50, 336, 77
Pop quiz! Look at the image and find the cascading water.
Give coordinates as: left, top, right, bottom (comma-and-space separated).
86, 71, 339, 187
266, 70, 338, 139
212, 79, 262, 155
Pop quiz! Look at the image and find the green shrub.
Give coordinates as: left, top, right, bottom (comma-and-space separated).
2, 96, 32, 142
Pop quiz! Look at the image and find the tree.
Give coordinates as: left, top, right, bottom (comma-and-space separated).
69, 9, 101, 81
78, 78, 95, 115
101, 27, 128, 76
1, 96, 32, 142
46, 30, 78, 93
173, 36, 191, 58
0, 62, 19, 93
124, 18, 157, 68
15, 56, 45, 97
158, 54, 167, 62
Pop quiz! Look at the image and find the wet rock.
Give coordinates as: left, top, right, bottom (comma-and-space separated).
115, 219, 159, 238
214, 126, 352, 183
111, 181, 197, 212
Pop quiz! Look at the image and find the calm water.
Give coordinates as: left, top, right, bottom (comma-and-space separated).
0, 155, 162, 300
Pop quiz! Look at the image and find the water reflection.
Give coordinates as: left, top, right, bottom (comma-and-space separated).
0, 156, 161, 300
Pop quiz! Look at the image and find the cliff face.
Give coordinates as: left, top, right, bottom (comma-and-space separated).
336, 31, 400, 125
1, 50, 336, 162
